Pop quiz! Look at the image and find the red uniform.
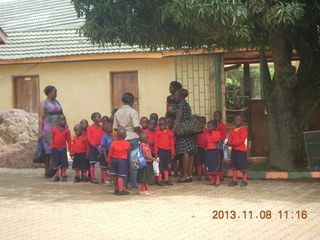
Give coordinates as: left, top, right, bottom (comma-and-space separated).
205, 130, 222, 150
50, 126, 72, 151
197, 128, 208, 148
145, 129, 156, 154
87, 124, 104, 147
216, 122, 227, 141
141, 143, 153, 162
70, 135, 89, 155
154, 129, 174, 156
228, 127, 247, 152
107, 140, 131, 164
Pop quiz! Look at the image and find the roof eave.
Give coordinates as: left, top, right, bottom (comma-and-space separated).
0, 27, 7, 44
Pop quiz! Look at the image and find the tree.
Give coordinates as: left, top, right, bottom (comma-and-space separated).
72, 0, 320, 169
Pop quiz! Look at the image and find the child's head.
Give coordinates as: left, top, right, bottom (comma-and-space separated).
214, 111, 222, 122
102, 123, 111, 134
166, 117, 174, 129
234, 114, 243, 127
148, 119, 157, 131
80, 119, 89, 131
139, 132, 148, 144
91, 112, 101, 124
199, 116, 207, 129
207, 120, 217, 132
101, 116, 110, 124
117, 127, 126, 140
140, 117, 149, 130
74, 124, 82, 137
159, 117, 167, 131
169, 81, 182, 95
58, 114, 67, 127
175, 88, 188, 102
149, 113, 158, 123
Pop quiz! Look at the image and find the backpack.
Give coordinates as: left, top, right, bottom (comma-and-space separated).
130, 146, 147, 169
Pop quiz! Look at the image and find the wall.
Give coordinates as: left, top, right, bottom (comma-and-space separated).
0, 58, 175, 130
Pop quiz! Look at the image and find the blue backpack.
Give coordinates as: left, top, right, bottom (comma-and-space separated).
130, 146, 147, 169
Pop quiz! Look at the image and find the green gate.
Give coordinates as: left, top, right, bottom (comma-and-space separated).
304, 131, 320, 170
174, 54, 223, 120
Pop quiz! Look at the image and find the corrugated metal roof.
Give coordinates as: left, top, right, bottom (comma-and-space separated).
0, 0, 147, 60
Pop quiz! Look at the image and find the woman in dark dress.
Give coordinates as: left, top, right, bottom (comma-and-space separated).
165, 81, 182, 119
172, 88, 197, 182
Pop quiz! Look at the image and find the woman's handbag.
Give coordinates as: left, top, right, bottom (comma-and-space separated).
33, 140, 46, 163
174, 115, 203, 137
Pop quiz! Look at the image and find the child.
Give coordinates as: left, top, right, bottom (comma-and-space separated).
80, 119, 89, 136
110, 109, 118, 140
100, 123, 113, 185
214, 111, 227, 180
149, 113, 160, 130
226, 114, 248, 187
154, 117, 174, 186
145, 119, 157, 156
205, 120, 222, 186
167, 117, 179, 176
50, 115, 72, 181
137, 132, 157, 195
87, 112, 104, 184
140, 117, 149, 132
70, 124, 89, 182
195, 116, 207, 180
108, 127, 131, 195
101, 116, 110, 125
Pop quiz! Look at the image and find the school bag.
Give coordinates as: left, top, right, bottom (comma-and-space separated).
130, 146, 147, 169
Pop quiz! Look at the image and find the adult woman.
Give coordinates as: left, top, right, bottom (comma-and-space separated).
165, 81, 182, 119
113, 92, 142, 189
172, 88, 197, 183
38, 86, 63, 177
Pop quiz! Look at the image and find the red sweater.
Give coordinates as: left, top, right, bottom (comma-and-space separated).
145, 129, 156, 154
205, 130, 222, 150
87, 124, 104, 147
107, 140, 131, 164
228, 127, 247, 152
154, 129, 174, 156
50, 127, 72, 150
141, 143, 153, 163
197, 128, 208, 148
216, 122, 227, 141
70, 135, 89, 155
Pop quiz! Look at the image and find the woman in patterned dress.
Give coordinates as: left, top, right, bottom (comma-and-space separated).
172, 88, 197, 183
38, 86, 63, 177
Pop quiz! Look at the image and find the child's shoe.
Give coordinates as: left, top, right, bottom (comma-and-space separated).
62, 176, 68, 181
157, 181, 166, 186
228, 181, 237, 186
114, 190, 119, 195
118, 190, 129, 195
140, 191, 151, 195
74, 176, 80, 182
165, 180, 173, 185
91, 179, 99, 184
53, 176, 60, 181
214, 183, 221, 187
103, 180, 112, 186
82, 176, 89, 182
240, 181, 248, 187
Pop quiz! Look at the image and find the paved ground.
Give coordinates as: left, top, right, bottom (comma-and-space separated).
0, 167, 319, 240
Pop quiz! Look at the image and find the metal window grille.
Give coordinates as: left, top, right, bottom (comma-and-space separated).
303, 131, 320, 171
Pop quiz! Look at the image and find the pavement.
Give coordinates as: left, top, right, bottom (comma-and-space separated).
0, 167, 320, 240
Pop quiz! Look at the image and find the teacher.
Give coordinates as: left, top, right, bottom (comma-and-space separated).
38, 86, 63, 177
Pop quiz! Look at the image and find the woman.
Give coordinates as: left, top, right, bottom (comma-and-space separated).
38, 86, 63, 177
172, 88, 197, 183
165, 81, 182, 119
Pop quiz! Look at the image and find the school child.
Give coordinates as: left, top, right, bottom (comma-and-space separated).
108, 127, 131, 195
70, 124, 89, 182
195, 116, 208, 180
149, 113, 160, 131
214, 111, 227, 180
140, 117, 149, 132
145, 119, 157, 156
110, 109, 118, 140
50, 115, 72, 181
101, 116, 110, 125
80, 119, 89, 136
205, 120, 222, 186
137, 132, 157, 195
87, 112, 104, 184
226, 114, 248, 187
154, 117, 174, 186
100, 123, 113, 185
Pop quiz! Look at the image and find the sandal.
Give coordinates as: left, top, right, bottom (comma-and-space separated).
176, 177, 189, 183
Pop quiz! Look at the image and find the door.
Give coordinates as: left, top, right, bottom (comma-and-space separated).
13, 76, 40, 113
111, 71, 139, 111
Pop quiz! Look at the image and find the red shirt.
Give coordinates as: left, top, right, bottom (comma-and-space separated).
228, 127, 247, 152
197, 128, 208, 148
70, 135, 89, 155
140, 143, 153, 162
216, 122, 227, 141
205, 130, 222, 150
50, 127, 72, 150
107, 140, 131, 164
82, 130, 87, 137
145, 129, 156, 154
87, 124, 104, 147
154, 129, 174, 156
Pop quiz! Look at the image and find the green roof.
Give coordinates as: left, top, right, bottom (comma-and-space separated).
0, 0, 145, 60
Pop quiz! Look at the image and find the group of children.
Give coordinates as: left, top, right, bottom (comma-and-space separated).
49, 109, 248, 196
